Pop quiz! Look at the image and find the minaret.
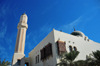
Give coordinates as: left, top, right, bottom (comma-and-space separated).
12, 13, 28, 66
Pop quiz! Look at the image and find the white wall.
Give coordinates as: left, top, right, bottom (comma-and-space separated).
29, 29, 57, 66
53, 30, 100, 63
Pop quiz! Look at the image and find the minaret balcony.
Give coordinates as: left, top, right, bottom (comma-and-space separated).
17, 22, 28, 29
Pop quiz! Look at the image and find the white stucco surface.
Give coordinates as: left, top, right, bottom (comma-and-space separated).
29, 29, 100, 66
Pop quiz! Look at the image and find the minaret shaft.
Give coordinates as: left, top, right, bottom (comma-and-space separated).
15, 28, 26, 54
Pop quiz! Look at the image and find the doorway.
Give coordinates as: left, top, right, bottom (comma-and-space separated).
25, 62, 29, 66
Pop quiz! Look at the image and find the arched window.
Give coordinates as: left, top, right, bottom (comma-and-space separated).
69, 45, 72, 52
73, 46, 77, 51
87, 39, 89, 41
17, 59, 21, 65
84, 37, 86, 41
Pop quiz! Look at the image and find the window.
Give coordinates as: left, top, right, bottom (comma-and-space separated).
73, 46, 77, 51
40, 43, 52, 60
69, 46, 72, 52
35, 56, 37, 64
38, 55, 39, 63
40, 48, 45, 60
17, 59, 21, 65
36, 55, 39, 64
45, 43, 52, 57
57, 41, 66, 55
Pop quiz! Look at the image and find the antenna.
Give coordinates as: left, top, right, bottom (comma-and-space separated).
73, 27, 76, 31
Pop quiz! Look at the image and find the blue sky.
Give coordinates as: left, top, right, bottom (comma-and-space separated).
0, 0, 100, 62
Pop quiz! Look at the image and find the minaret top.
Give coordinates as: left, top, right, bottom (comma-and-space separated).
22, 13, 26, 15
20, 13, 28, 23
18, 13, 28, 29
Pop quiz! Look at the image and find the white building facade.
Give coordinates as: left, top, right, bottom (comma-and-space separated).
12, 14, 100, 66
29, 29, 100, 66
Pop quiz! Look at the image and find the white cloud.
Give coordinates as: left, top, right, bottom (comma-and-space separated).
0, 3, 11, 60
0, 3, 9, 18
58, 16, 82, 33
0, 22, 7, 38
0, 44, 8, 59
58, 7, 99, 33
40, 23, 53, 35
0, 3, 9, 39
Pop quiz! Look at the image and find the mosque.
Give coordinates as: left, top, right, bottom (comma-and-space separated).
12, 14, 100, 66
